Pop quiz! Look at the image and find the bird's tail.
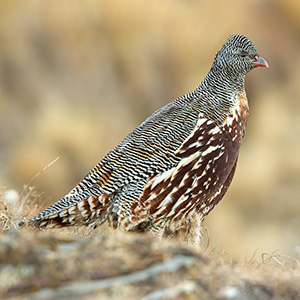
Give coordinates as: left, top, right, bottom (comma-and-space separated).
18, 192, 112, 229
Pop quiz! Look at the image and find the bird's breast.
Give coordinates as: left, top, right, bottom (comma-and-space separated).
222, 91, 249, 143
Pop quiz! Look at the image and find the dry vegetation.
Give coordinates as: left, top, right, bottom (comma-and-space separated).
1, 0, 300, 299
1, 189, 300, 300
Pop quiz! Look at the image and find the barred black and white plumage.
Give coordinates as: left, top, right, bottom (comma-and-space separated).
19, 34, 268, 242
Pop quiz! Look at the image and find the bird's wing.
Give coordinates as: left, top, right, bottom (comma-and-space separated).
73, 100, 201, 195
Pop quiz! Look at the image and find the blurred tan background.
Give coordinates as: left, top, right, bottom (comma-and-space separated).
1, 0, 300, 258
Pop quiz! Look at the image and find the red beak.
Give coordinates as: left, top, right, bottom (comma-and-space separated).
252, 56, 269, 68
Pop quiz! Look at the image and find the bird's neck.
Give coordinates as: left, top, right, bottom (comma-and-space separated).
201, 67, 246, 97
194, 68, 246, 123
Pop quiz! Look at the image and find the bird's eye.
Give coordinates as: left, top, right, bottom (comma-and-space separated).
240, 50, 248, 58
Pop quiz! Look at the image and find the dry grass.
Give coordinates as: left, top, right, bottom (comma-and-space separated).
1, 190, 300, 300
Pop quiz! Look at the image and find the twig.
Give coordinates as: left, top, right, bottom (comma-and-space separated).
28, 254, 196, 299
18, 157, 59, 202
141, 280, 197, 300
202, 226, 210, 252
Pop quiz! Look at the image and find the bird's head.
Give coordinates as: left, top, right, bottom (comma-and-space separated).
212, 34, 269, 77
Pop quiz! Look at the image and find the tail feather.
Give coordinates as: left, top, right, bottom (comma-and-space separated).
19, 193, 112, 229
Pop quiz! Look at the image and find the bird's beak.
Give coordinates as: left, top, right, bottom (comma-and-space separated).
252, 56, 269, 68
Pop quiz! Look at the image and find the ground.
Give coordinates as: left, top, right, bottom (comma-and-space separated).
1, 189, 300, 300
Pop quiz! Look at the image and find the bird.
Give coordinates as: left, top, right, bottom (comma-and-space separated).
19, 34, 268, 243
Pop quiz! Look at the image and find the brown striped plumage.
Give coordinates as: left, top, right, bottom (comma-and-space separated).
19, 34, 268, 243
